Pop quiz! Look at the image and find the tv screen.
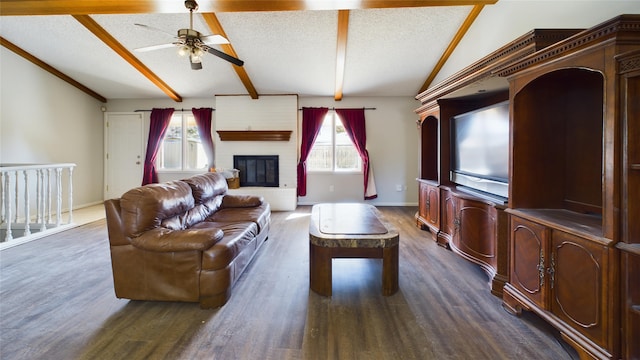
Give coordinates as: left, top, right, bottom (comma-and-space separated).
451, 100, 509, 198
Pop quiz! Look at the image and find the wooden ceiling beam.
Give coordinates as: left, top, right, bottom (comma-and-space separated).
334, 10, 350, 101
1, 0, 499, 16
418, 4, 485, 94
0, 36, 107, 103
72, 15, 183, 102
200, 12, 259, 99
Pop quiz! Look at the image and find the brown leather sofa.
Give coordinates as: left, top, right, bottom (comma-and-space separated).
104, 172, 270, 308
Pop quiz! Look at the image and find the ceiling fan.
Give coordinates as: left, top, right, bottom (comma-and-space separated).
134, 0, 244, 70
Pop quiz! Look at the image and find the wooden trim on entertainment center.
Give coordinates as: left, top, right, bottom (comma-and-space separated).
495, 15, 640, 77
414, 29, 581, 111
216, 130, 292, 141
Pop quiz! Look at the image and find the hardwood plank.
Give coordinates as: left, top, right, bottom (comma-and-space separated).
0, 206, 577, 359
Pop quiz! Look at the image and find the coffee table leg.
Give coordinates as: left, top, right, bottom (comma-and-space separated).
382, 244, 399, 296
310, 243, 332, 296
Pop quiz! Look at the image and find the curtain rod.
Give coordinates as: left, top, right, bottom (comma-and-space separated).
134, 108, 215, 112
298, 107, 376, 111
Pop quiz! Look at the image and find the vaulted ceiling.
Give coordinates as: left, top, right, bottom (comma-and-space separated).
1, 1, 638, 103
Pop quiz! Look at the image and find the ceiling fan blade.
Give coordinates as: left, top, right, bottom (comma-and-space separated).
134, 23, 176, 38
200, 34, 229, 45
204, 47, 244, 66
134, 43, 177, 52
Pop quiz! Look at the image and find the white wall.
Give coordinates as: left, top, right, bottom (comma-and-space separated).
214, 95, 298, 189
1, 45, 421, 208
433, 1, 640, 86
108, 95, 421, 206
105, 97, 217, 183
298, 97, 420, 206
0, 48, 105, 209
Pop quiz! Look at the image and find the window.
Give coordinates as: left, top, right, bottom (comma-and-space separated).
156, 113, 207, 171
307, 112, 361, 172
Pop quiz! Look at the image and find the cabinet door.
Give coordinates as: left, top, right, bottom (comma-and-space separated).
425, 185, 439, 227
510, 216, 549, 309
620, 247, 640, 360
439, 189, 456, 244
418, 182, 440, 228
456, 198, 497, 269
551, 230, 609, 349
418, 182, 429, 221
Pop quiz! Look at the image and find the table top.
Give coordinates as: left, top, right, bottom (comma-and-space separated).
309, 203, 399, 248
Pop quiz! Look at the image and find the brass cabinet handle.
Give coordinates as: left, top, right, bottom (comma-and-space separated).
547, 253, 555, 289
537, 250, 545, 288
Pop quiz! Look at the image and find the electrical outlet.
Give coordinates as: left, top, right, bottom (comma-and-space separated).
329, 185, 334, 192
396, 184, 403, 191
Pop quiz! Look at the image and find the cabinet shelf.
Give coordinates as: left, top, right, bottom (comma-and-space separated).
216, 130, 292, 141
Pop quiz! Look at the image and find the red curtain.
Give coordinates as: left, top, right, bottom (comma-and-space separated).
142, 108, 174, 185
192, 108, 215, 171
297, 107, 328, 196
335, 108, 377, 200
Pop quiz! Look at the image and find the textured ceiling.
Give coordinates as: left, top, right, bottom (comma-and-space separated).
1, 1, 639, 102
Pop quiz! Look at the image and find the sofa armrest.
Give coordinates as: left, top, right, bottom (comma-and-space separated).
130, 227, 224, 252
221, 194, 264, 208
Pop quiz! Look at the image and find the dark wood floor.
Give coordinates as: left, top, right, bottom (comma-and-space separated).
0, 206, 578, 359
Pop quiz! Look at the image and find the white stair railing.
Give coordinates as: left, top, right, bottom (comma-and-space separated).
0, 163, 75, 243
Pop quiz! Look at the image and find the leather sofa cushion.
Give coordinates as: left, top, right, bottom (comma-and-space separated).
221, 194, 264, 208
130, 226, 224, 252
120, 181, 194, 238
209, 203, 271, 232
197, 221, 259, 270
183, 172, 228, 204
182, 199, 222, 228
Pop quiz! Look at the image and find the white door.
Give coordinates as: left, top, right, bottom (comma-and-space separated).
104, 112, 145, 199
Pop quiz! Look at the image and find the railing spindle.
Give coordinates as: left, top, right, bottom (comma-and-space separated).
23, 171, 30, 236
38, 169, 47, 232
4, 172, 12, 241
68, 167, 74, 224
55, 168, 62, 227
0, 163, 75, 245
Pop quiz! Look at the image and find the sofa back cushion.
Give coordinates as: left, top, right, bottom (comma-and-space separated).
120, 180, 194, 237
181, 172, 228, 226
183, 172, 228, 204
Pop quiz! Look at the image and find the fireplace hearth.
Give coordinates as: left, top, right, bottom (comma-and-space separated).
233, 155, 279, 187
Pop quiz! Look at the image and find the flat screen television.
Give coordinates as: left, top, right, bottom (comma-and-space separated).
450, 100, 509, 199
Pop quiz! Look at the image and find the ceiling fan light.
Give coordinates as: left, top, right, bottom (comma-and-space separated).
178, 45, 190, 57
190, 53, 202, 63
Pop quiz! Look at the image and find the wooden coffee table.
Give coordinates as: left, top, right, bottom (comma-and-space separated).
309, 203, 399, 296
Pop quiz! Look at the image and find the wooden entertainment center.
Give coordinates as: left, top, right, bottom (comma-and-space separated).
414, 15, 639, 360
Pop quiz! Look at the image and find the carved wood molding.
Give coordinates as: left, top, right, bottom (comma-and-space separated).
495, 15, 640, 77
415, 28, 581, 109
216, 130, 292, 141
